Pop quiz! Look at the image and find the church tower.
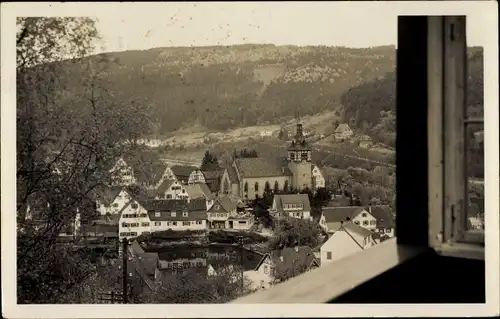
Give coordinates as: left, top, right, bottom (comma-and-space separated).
286, 119, 313, 191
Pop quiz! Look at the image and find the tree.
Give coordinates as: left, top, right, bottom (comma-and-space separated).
233, 148, 258, 159
140, 266, 254, 303
269, 218, 323, 250
17, 17, 148, 303
200, 150, 220, 171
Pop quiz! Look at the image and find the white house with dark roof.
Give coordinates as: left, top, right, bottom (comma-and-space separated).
154, 179, 189, 200
96, 186, 134, 216
219, 123, 323, 201
118, 198, 153, 240
187, 168, 206, 185
144, 199, 208, 232
270, 194, 312, 220
366, 205, 395, 239
245, 245, 320, 290
318, 206, 377, 233
320, 222, 376, 265
207, 196, 254, 230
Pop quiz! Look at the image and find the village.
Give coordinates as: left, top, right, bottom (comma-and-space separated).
22, 121, 398, 296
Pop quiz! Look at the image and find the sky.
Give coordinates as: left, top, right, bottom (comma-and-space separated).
92, 2, 492, 54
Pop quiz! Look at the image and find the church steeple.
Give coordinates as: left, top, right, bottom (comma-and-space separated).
286, 107, 312, 163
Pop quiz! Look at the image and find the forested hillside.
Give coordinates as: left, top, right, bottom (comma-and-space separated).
51, 44, 483, 142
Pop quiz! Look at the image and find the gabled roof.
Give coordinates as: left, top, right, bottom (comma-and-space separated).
258, 246, 319, 270
366, 205, 394, 228
342, 222, 373, 239
209, 196, 237, 213
273, 194, 312, 211
234, 157, 292, 178
143, 199, 207, 221
226, 166, 239, 184
321, 206, 366, 223
335, 123, 352, 133
184, 183, 214, 200
171, 165, 199, 179
95, 186, 125, 206
155, 179, 178, 195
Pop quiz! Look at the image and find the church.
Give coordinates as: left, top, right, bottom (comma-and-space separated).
220, 122, 322, 201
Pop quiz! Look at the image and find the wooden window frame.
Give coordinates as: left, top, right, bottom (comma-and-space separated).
427, 16, 485, 259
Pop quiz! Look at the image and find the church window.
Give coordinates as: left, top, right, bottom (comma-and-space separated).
244, 182, 248, 193
290, 152, 295, 160
254, 182, 259, 192
301, 152, 308, 161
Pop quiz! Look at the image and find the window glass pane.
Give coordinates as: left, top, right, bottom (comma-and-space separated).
465, 46, 484, 232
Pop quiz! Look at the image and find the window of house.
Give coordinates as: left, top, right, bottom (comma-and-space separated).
172, 221, 177, 226
131, 203, 138, 209
238, 221, 246, 224
182, 211, 188, 217
327, 251, 332, 260
166, 194, 172, 199
171, 211, 176, 217
361, 213, 367, 217
183, 221, 190, 226
362, 220, 369, 226
182, 189, 186, 193
354, 221, 360, 225
130, 232, 137, 236
113, 203, 119, 207
141, 222, 149, 227
154, 222, 161, 226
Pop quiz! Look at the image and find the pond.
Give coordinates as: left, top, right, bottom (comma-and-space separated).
144, 245, 264, 273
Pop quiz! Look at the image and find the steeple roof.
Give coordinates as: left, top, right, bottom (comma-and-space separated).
288, 123, 311, 151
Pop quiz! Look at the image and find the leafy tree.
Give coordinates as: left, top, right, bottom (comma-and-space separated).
200, 150, 220, 171
139, 266, 254, 303
17, 17, 148, 303
233, 148, 258, 159
269, 218, 323, 250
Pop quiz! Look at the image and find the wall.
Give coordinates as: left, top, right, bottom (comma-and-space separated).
320, 231, 363, 265
352, 211, 377, 231
245, 255, 273, 290
288, 162, 312, 191
119, 202, 152, 239
151, 219, 207, 232
241, 176, 292, 199
188, 170, 206, 184
162, 180, 189, 200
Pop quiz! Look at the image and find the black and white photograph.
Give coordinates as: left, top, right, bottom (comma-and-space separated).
1, 1, 498, 318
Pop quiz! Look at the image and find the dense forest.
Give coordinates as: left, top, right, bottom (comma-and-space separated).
50, 44, 483, 144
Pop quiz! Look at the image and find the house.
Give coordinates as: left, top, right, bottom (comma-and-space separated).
95, 187, 133, 216
183, 183, 214, 204
207, 196, 254, 230
145, 198, 208, 232
202, 169, 224, 194
170, 165, 199, 185
80, 221, 119, 239
334, 123, 354, 141
270, 194, 312, 221
320, 222, 376, 265
366, 205, 396, 239
220, 123, 323, 200
358, 135, 373, 148
154, 179, 189, 200
187, 168, 206, 185
127, 241, 162, 292
318, 206, 377, 233
118, 198, 153, 240
311, 164, 326, 192
259, 129, 273, 137
245, 246, 320, 290
109, 157, 136, 186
